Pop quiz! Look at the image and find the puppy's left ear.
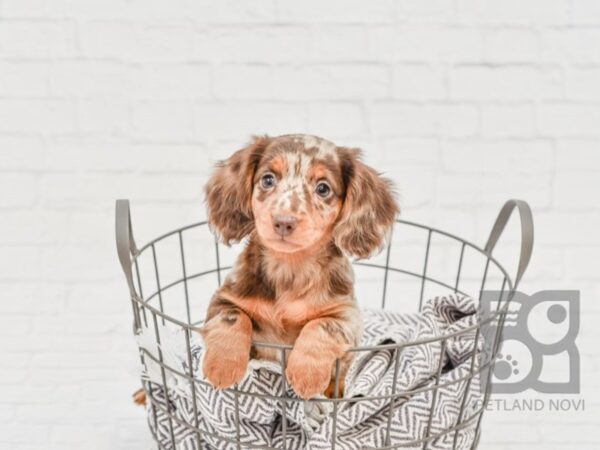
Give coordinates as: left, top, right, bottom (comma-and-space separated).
334, 147, 399, 259
205, 135, 271, 245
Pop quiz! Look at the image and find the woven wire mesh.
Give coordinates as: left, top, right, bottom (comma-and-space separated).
116, 200, 532, 450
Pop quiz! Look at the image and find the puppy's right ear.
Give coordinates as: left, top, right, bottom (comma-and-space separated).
205, 136, 271, 245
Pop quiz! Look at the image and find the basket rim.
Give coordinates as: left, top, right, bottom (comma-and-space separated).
129, 218, 514, 352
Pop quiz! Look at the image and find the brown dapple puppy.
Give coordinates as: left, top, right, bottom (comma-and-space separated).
201, 134, 399, 399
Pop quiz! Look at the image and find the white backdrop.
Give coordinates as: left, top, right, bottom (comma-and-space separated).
1, 1, 599, 449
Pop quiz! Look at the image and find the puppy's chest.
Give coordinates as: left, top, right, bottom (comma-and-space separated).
249, 263, 327, 332
251, 294, 315, 335
249, 298, 311, 362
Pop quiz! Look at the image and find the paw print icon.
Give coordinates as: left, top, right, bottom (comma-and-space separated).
480, 290, 580, 394
494, 353, 520, 380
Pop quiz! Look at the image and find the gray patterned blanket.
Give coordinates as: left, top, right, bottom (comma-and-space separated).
138, 295, 483, 450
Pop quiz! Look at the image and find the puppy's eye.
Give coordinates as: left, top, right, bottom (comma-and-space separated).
315, 182, 331, 198
261, 173, 276, 189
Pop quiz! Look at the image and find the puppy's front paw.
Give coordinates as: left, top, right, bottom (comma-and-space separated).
286, 350, 332, 400
202, 344, 249, 390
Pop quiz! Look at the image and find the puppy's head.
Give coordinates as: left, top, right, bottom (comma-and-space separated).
205, 134, 399, 258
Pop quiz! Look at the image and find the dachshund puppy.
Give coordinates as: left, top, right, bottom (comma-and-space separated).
201, 134, 398, 399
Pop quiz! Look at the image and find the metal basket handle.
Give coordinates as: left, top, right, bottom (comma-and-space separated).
115, 199, 138, 299
484, 199, 534, 289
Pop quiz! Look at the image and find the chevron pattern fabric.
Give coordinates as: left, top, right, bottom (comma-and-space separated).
140, 295, 484, 450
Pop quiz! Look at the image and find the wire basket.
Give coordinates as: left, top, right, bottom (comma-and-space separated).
116, 199, 533, 450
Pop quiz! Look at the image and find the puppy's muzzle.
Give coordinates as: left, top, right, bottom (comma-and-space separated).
273, 215, 299, 237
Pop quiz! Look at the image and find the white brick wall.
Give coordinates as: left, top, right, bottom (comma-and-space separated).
1, 1, 599, 449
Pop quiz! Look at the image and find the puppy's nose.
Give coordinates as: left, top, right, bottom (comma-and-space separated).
273, 215, 299, 237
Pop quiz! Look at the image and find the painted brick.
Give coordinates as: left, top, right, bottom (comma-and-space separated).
538, 103, 600, 137
392, 65, 446, 100
450, 66, 561, 100
481, 104, 536, 137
